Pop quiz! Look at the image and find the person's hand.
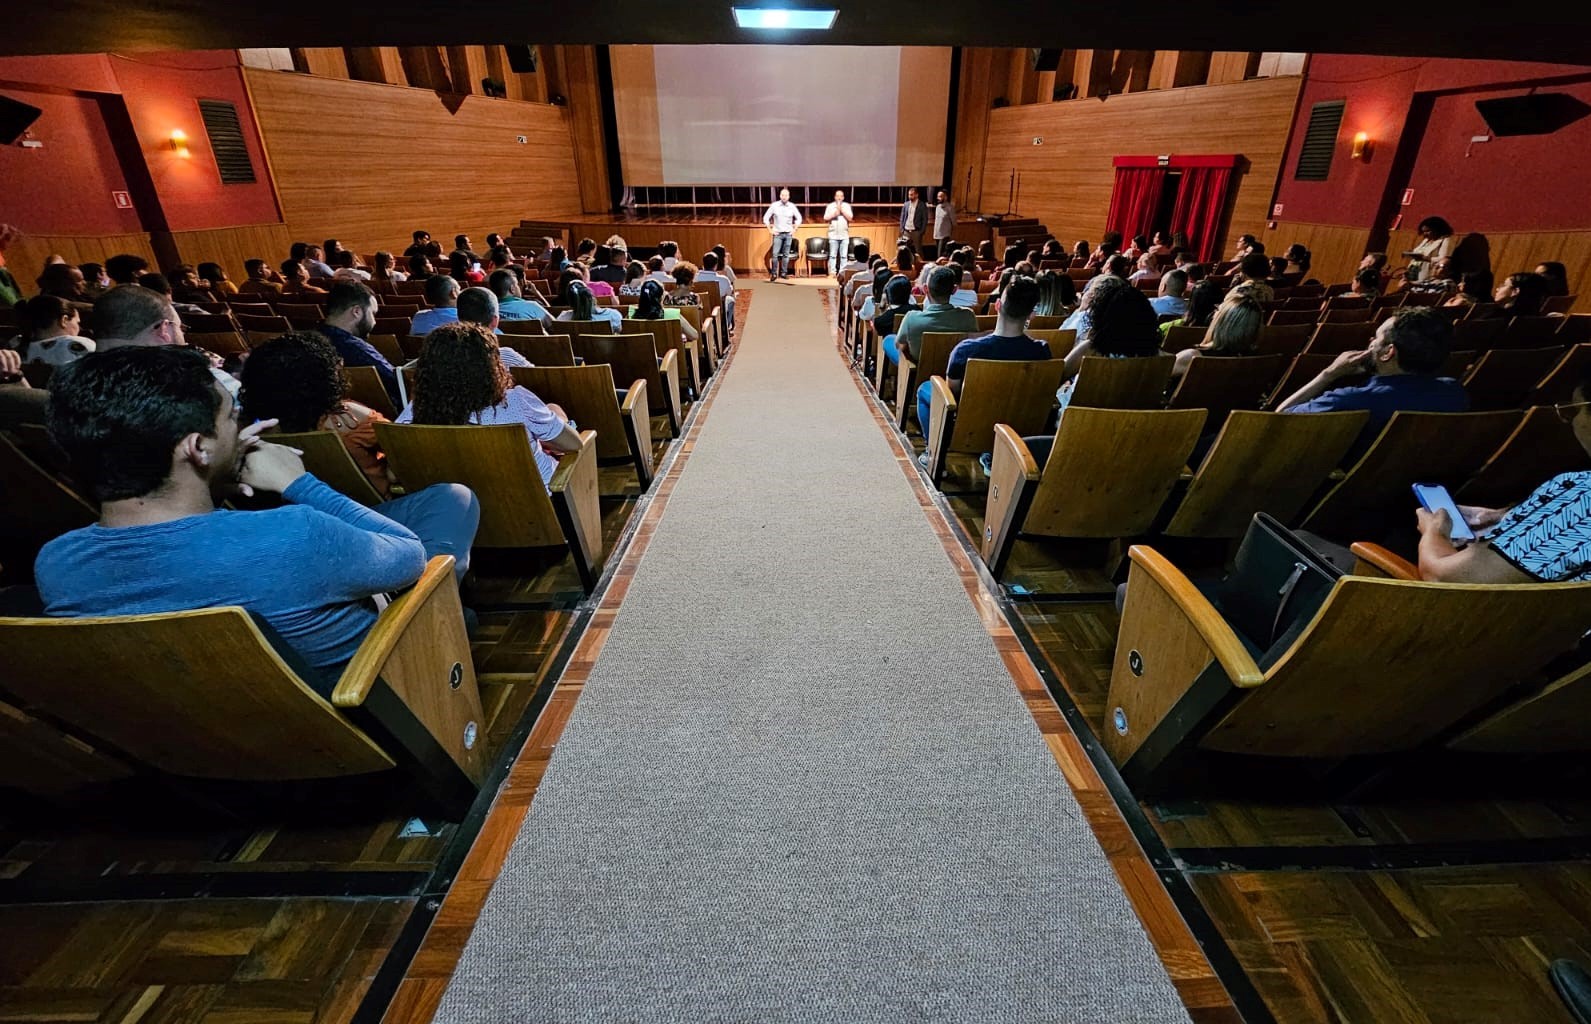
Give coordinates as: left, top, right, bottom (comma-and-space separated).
1415, 507, 1452, 541
238, 437, 307, 497
1323, 349, 1370, 380
0, 224, 18, 250
1458, 504, 1506, 530
0, 348, 22, 380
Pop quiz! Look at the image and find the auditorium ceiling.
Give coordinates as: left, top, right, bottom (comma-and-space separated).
5, 0, 1590, 63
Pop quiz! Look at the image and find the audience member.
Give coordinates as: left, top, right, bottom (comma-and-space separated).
1402, 216, 1456, 283
1443, 271, 1493, 309
1061, 273, 1129, 342
1231, 234, 1258, 261
556, 280, 622, 333
240, 331, 394, 498
198, 262, 237, 296
456, 287, 532, 364
632, 280, 698, 344
1052, 283, 1162, 419
659, 240, 680, 272
1283, 243, 1312, 277
1104, 253, 1134, 280
91, 284, 185, 352
403, 230, 432, 259
888, 266, 978, 367
1150, 270, 1190, 317
301, 244, 334, 279
1127, 254, 1159, 283
485, 233, 512, 260
916, 275, 1049, 444
645, 256, 670, 285
239, 259, 285, 296
618, 260, 647, 297
411, 276, 463, 334
316, 282, 400, 406
448, 251, 483, 287
36, 262, 89, 303
546, 245, 570, 272
666, 261, 702, 308
104, 253, 149, 285
1491, 271, 1551, 318
872, 274, 920, 339
574, 238, 597, 265
488, 269, 553, 329
280, 259, 328, 297
37, 346, 479, 679
1147, 232, 1174, 259
1071, 240, 1090, 262
397, 323, 581, 490
696, 253, 735, 327
17, 295, 94, 366
80, 262, 113, 297
1033, 270, 1077, 318
372, 251, 407, 287
1349, 267, 1382, 301
331, 250, 371, 283
1278, 307, 1468, 460
1535, 261, 1570, 297
1230, 253, 1275, 303
1415, 364, 1591, 583
1172, 294, 1262, 378
1160, 278, 1223, 337
590, 245, 628, 286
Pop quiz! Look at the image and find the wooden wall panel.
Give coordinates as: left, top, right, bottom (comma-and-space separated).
980, 76, 1303, 260
165, 223, 294, 278
245, 68, 582, 257
1255, 222, 1372, 289
951, 48, 1009, 214
6, 233, 156, 292
1386, 225, 1591, 311
557, 45, 613, 215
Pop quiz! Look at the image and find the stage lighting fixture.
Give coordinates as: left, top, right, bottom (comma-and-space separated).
731, 7, 838, 29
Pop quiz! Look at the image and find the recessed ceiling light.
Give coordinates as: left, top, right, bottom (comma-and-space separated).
731, 7, 838, 30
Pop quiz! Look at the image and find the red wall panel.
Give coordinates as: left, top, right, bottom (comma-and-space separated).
0, 87, 142, 234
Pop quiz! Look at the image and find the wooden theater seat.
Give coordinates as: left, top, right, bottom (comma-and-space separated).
895, 331, 974, 430
1163, 411, 1368, 539
0, 695, 134, 801
512, 365, 653, 492
573, 332, 682, 438
1528, 343, 1591, 405
1254, 323, 1313, 359
343, 364, 398, 418
982, 408, 1204, 578
1166, 354, 1288, 429
923, 358, 1068, 488
1067, 354, 1175, 409
1103, 545, 1591, 791
1457, 405, 1591, 507
499, 319, 549, 336
1461, 346, 1568, 410
1449, 660, 1591, 755
505, 333, 577, 367
1299, 410, 1522, 540
0, 556, 487, 816
0, 435, 96, 576
374, 423, 604, 592
269, 430, 385, 506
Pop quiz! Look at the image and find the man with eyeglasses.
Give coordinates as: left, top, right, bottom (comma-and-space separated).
1416, 369, 1591, 584
91, 284, 240, 398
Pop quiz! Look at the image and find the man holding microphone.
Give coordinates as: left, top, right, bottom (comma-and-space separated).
823, 189, 853, 279
762, 187, 802, 281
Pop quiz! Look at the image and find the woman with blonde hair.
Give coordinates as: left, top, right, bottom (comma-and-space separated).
1172, 294, 1263, 378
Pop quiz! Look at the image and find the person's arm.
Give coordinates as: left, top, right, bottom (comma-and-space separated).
842, 202, 853, 222
791, 206, 802, 228
1415, 508, 1534, 584
1275, 349, 1368, 411
763, 205, 775, 231
1060, 338, 1094, 383
823, 203, 837, 223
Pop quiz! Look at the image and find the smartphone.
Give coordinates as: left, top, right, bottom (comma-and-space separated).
472, 261, 482, 272
1412, 483, 1475, 543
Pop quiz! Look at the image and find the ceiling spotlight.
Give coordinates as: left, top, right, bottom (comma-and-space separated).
731, 7, 838, 30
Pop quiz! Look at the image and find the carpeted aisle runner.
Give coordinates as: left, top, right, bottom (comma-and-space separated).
434, 281, 1190, 1022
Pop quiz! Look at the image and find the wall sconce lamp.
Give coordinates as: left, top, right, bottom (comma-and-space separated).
1351, 131, 1372, 161
168, 129, 190, 159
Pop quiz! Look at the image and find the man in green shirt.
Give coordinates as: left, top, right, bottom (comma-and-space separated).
884, 265, 978, 365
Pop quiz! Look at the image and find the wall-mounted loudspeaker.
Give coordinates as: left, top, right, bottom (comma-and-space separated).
0, 94, 43, 146
1030, 48, 1062, 72
505, 45, 539, 74
1473, 92, 1589, 136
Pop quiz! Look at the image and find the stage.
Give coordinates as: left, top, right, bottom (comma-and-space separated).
553, 214, 992, 274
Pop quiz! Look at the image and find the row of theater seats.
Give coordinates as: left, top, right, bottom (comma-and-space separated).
0, 288, 734, 815
841, 281, 1591, 799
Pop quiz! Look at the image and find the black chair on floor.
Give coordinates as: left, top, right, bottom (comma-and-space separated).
804, 237, 830, 277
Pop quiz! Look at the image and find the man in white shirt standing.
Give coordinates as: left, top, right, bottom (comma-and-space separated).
762, 188, 801, 281
823, 190, 853, 279
932, 189, 956, 258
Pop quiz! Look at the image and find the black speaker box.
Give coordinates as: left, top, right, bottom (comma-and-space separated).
1474, 92, 1589, 136
505, 45, 538, 74
0, 94, 43, 145
1031, 48, 1061, 72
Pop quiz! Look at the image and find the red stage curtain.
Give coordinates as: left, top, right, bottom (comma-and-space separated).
1105, 167, 1167, 245
1169, 165, 1234, 263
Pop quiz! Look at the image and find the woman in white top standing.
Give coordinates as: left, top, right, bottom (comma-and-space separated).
1402, 216, 1456, 283
823, 189, 853, 279
556, 280, 622, 333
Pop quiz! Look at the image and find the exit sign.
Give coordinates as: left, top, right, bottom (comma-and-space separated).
1401, 188, 1415, 206
112, 190, 132, 209
1271, 203, 1284, 217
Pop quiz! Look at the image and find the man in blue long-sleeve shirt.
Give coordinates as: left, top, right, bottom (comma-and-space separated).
34, 347, 479, 685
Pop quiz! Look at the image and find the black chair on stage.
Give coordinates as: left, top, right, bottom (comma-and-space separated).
805, 237, 830, 277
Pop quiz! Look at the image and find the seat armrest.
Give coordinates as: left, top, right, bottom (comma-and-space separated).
621, 378, 654, 485
659, 348, 683, 436
1103, 545, 1264, 771
982, 424, 1042, 577
1350, 541, 1419, 580
334, 555, 487, 812
926, 375, 957, 484
549, 430, 603, 591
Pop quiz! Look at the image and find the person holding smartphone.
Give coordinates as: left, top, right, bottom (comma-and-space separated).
1416, 371, 1591, 584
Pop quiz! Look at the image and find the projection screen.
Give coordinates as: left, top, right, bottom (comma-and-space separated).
610, 45, 951, 186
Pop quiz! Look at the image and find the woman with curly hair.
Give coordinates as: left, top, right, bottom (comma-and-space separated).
397, 323, 581, 490
240, 331, 395, 498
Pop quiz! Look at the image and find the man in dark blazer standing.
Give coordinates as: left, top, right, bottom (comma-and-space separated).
899, 187, 927, 252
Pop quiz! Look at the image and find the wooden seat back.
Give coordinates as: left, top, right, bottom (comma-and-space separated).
505, 333, 576, 367
0, 434, 96, 557
1300, 410, 1523, 538
1068, 354, 1175, 409
343, 364, 398, 418
1164, 410, 1368, 538
181, 312, 237, 333
1319, 306, 1373, 323
1027, 315, 1067, 330
372, 316, 412, 338
0, 695, 133, 800
1265, 353, 1361, 408
1267, 309, 1319, 327
944, 358, 1068, 455
499, 318, 548, 336
269, 430, 385, 506
185, 331, 248, 357
1024, 407, 1204, 538
1203, 577, 1591, 758
512, 362, 647, 470
375, 422, 567, 548
574, 332, 673, 420
1161, 324, 1207, 354
236, 313, 291, 335
1528, 343, 1591, 405
1461, 346, 1568, 410
1457, 405, 1591, 506
1303, 322, 1375, 355
1452, 317, 1507, 351
1255, 323, 1313, 358
365, 334, 405, 366
1025, 328, 1077, 357
556, 318, 614, 337
1504, 315, 1565, 349
1449, 660, 1591, 754
1166, 354, 1288, 428
1557, 314, 1591, 345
